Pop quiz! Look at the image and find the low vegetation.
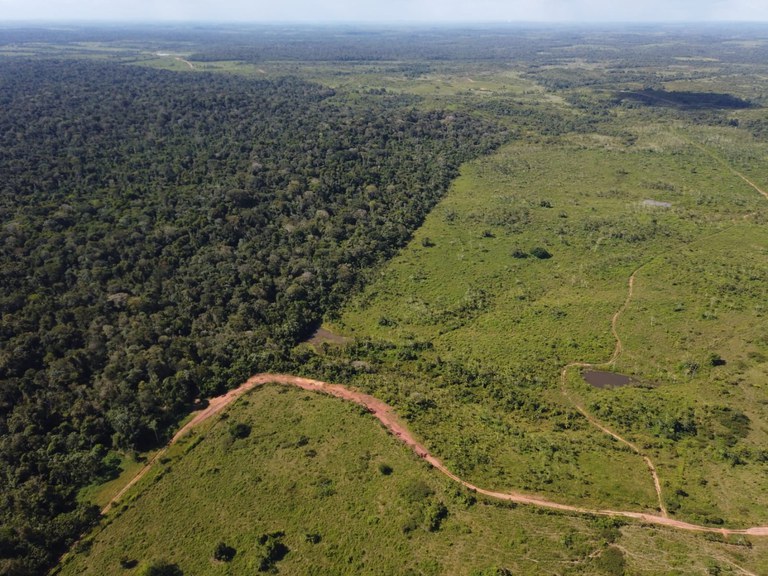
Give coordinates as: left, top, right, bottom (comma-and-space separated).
57, 387, 768, 575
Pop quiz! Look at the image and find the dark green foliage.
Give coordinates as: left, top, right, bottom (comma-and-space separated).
426, 501, 449, 532
212, 541, 236, 562
616, 89, 752, 110
138, 561, 184, 576
708, 406, 750, 447
0, 57, 504, 573
304, 533, 322, 544
255, 532, 289, 572
590, 398, 697, 442
451, 487, 478, 509
228, 422, 252, 440
595, 546, 625, 576
529, 246, 552, 259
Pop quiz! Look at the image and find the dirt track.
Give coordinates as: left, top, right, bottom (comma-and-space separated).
101, 372, 768, 537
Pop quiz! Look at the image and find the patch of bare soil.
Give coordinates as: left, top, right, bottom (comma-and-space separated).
306, 327, 350, 346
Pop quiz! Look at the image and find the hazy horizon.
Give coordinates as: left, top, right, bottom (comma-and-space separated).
1, 0, 768, 24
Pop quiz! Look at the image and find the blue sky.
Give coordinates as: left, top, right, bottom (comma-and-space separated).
1, 0, 767, 22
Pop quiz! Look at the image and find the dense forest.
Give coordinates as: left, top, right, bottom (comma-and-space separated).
0, 58, 505, 575
615, 88, 753, 109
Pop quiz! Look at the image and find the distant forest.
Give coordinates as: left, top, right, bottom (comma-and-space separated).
0, 57, 505, 574
615, 88, 753, 110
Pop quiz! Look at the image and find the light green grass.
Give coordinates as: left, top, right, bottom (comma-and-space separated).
60, 386, 768, 576
330, 119, 768, 525
77, 455, 149, 510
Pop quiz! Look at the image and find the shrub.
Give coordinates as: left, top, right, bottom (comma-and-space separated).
426, 501, 449, 532
471, 567, 513, 576
596, 546, 625, 576
255, 532, 289, 572
138, 561, 183, 576
228, 422, 251, 439
378, 462, 393, 475
213, 542, 236, 562
529, 246, 552, 259
401, 480, 434, 503
594, 517, 626, 544
120, 557, 139, 569
680, 360, 699, 376
708, 353, 726, 366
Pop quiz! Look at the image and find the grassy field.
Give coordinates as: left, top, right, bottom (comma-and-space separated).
327, 117, 768, 526
59, 386, 768, 576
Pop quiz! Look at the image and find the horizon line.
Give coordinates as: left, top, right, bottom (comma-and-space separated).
2, 19, 768, 27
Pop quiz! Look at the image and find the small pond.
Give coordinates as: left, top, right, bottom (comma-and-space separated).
582, 370, 631, 389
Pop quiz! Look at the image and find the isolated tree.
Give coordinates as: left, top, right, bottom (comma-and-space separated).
213, 542, 236, 562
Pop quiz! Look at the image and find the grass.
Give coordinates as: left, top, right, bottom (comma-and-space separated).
59, 385, 768, 576
77, 455, 150, 511
328, 117, 768, 526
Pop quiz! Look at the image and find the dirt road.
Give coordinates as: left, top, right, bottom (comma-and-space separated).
102, 372, 768, 537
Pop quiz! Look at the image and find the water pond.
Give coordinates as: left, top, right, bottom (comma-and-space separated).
582, 370, 631, 389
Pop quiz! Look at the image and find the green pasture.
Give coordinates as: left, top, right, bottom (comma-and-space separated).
330, 118, 768, 526
59, 386, 768, 576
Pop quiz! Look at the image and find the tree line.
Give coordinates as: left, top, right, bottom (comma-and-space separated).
0, 58, 506, 575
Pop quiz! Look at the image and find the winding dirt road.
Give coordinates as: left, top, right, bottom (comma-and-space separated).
102, 372, 768, 537
175, 57, 195, 70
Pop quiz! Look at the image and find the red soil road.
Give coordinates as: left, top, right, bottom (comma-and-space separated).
102, 372, 768, 537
